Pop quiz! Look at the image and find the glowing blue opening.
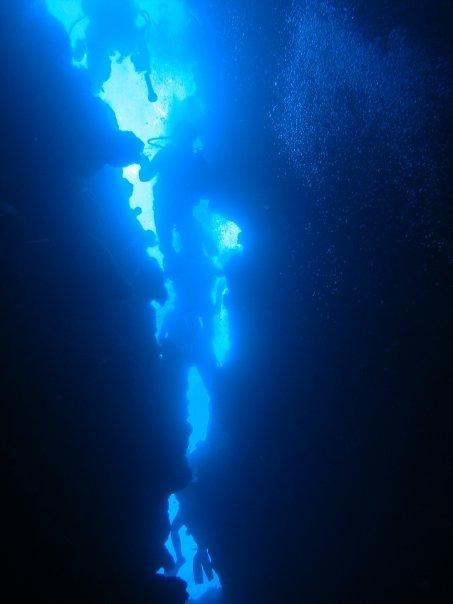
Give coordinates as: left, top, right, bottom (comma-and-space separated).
187, 367, 210, 454
159, 495, 222, 600
45, 2, 243, 599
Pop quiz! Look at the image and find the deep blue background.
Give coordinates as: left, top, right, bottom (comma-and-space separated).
1, 2, 452, 603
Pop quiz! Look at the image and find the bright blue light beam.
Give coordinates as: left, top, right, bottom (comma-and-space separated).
187, 367, 210, 454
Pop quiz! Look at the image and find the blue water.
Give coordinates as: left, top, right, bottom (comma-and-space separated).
45, 1, 241, 599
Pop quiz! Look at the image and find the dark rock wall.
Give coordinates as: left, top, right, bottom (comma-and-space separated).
1, 4, 188, 602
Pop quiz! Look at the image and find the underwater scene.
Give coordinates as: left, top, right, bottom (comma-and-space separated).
2, 1, 452, 603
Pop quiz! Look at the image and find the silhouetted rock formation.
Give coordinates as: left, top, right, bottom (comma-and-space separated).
1, 4, 189, 603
